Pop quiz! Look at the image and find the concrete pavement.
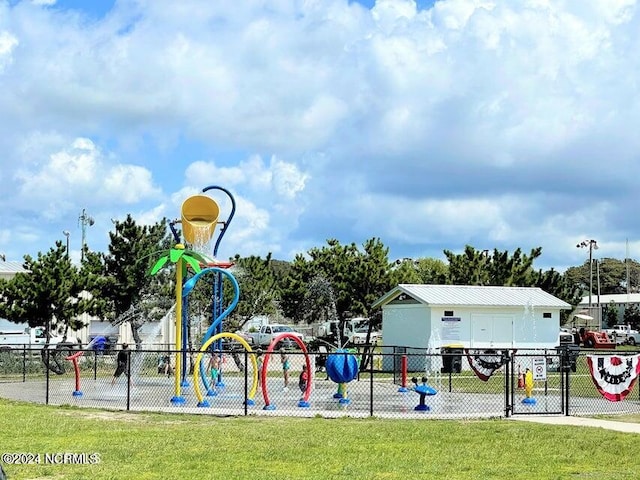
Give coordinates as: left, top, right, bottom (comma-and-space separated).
510, 415, 640, 434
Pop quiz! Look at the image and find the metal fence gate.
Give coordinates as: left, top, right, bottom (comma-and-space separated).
509, 350, 568, 416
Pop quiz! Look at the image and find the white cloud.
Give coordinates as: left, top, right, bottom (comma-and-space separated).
432, 0, 496, 31
0, 31, 18, 72
135, 204, 168, 227
104, 165, 159, 203
178, 154, 309, 257
13, 137, 161, 219
1, 0, 640, 270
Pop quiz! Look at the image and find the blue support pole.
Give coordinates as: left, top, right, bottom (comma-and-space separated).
183, 267, 240, 395
202, 186, 236, 387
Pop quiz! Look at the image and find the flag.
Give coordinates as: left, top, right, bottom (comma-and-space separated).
586, 354, 640, 402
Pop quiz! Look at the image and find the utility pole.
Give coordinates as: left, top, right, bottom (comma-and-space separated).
78, 208, 94, 261
577, 239, 599, 309
626, 239, 630, 298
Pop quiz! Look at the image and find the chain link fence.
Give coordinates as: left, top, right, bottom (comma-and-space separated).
2, 345, 640, 419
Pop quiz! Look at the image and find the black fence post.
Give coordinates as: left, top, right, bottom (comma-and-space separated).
45, 349, 50, 405
504, 350, 511, 418
22, 346, 26, 382
244, 350, 248, 416
369, 349, 374, 417
93, 351, 97, 381
126, 351, 131, 411
564, 350, 570, 416
392, 347, 397, 385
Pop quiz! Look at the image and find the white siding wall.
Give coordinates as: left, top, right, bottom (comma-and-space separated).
384, 304, 562, 350
382, 303, 431, 349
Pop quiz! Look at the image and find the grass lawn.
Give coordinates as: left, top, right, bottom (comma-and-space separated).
1, 399, 640, 480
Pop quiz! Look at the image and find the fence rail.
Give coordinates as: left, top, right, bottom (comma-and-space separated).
1, 346, 639, 419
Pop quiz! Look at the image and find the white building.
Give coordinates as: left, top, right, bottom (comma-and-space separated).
373, 284, 571, 370
572, 293, 640, 329
0, 260, 27, 281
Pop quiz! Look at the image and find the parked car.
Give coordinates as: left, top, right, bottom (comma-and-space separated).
245, 324, 304, 347
602, 324, 639, 345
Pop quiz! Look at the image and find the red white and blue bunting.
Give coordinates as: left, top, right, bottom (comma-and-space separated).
465, 349, 508, 382
586, 354, 640, 402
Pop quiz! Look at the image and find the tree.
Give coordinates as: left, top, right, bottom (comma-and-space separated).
279, 238, 393, 326
0, 242, 92, 338
564, 258, 640, 296
533, 267, 583, 324
226, 253, 280, 329
92, 215, 175, 348
389, 259, 422, 284
603, 300, 619, 328
623, 304, 640, 330
279, 253, 314, 323
300, 275, 338, 324
389, 257, 449, 285
444, 246, 542, 286
415, 258, 449, 284
444, 246, 491, 285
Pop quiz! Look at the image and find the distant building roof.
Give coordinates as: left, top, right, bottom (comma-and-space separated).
373, 284, 571, 309
0, 261, 27, 274
579, 293, 640, 306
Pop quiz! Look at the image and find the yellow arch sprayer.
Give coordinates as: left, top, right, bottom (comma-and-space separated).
193, 333, 259, 407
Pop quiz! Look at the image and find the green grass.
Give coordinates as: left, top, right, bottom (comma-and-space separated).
1, 399, 640, 479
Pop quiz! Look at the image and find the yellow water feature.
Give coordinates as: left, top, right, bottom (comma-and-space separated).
180, 195, 220, 246
193, 333, 259, 406
524, 369, 534, 399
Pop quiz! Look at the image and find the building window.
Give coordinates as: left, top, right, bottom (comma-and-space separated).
543, 312, 552, 318
444, 310, 454, 317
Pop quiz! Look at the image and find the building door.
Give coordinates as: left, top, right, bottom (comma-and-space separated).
471, 314, 514, 347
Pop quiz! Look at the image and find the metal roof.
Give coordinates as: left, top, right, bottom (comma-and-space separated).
579, 293, 640, 305
373, 284, 571, 309
0, 261, 27, 274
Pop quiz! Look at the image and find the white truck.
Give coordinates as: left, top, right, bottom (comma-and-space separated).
244, 324, 305, 347
313, 318, 380, 347
0, 326, 64, 350
602, 324, 639, 345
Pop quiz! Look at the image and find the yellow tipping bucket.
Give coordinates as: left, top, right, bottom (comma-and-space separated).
180, 195, 220, 245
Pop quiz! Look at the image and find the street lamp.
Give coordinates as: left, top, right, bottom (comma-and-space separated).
577, 239, 598, 308
63, 230, 70, 258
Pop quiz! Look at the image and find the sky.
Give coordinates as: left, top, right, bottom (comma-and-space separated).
0, 0, 638, 273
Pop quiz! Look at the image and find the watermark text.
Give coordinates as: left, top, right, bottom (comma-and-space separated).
2, 452, 101, 465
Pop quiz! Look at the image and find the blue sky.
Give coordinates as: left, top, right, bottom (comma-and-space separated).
0, 0, 639, 272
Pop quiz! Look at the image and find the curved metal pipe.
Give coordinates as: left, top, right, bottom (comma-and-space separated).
201, 185, 236, 257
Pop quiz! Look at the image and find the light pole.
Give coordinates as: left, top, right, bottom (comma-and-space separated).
63, 230, 70, 258
577, 239, 598, 308
78, 208, 94, 261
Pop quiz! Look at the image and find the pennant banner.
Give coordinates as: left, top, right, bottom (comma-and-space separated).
586, 354, 640, 402
466, 349, 508, 381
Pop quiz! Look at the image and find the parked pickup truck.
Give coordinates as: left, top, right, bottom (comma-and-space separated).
602, 324, 639, 345
243, 324, 304, 347
313, 318, 380, 346
0, 326, 64, 350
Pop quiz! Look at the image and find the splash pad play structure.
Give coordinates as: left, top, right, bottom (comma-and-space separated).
148, 186, 249, 405
39, 186, 623, 417
147, 185, 316, 409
